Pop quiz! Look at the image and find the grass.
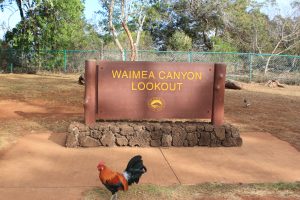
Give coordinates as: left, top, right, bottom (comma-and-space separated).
83, 182, 300, 200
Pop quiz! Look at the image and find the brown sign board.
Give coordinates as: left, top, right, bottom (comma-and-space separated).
84, 60, 226, 126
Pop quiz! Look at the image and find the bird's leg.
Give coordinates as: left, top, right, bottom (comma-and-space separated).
114, 193, 118, 200
110, 194, 115, 200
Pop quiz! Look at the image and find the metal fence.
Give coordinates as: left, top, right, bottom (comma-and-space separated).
1, 49, 300, 84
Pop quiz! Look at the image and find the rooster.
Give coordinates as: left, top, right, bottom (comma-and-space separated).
97, 155, 147, 200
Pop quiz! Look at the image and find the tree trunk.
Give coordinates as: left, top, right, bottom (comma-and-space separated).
122, 21, 135, 61
264, 56, 272, 75
16, 0, 25, 20
134, 15, 146, 62
109, 0, 124, 60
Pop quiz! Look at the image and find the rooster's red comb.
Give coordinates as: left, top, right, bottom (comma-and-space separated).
97, 161, 105, 166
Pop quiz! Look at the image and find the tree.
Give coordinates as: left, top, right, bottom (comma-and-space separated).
4, 0, 102, 51
263, 15, 300, 73
99, 0, 149, 61
168, 30, 192, 51
2, 0, 103, 71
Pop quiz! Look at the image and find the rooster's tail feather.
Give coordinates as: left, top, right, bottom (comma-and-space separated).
124, 155, 147, 185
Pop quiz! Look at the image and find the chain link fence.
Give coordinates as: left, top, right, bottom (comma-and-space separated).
1, 49, 300, 84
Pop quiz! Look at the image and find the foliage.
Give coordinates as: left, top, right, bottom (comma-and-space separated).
211, 37, 237, 52
104, 31, 153, 50
3, 0, 102, 51
167, 30, 192, 51
0, 0, 299, 57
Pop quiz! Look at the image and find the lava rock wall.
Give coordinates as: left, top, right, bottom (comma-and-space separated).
66, 121, 242, 148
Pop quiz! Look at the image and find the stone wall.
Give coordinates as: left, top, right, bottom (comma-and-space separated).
66, 121, 242, 148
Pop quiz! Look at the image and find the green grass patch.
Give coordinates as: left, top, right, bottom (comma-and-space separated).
83, 182, 300, 200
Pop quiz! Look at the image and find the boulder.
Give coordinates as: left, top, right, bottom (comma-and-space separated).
101, 131, 115, 146
150, 139, 162, 147
199, 132, 210, 146
119, 124, 134, 136
65, 132, 79, 148
161, 134, 172, 147
129, 131, 150, 147
79, 136, 101, 147
186, 132, 198, 146
185, 124, 197, 133
204, 124, 214, 132
214, 126, 225, 140
225, 80, 242, 90
116, 137, 128, 146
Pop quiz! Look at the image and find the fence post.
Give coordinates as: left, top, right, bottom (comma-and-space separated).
248, 53, 253, 82
8, 49, 13, 73
63, 49, 67, 72
188, 52, 192, 62
123, 49, 127, 61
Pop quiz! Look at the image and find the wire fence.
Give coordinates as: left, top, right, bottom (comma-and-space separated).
1, 49, 300, 84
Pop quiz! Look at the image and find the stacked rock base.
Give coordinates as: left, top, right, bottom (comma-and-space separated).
66, 121, 242, 148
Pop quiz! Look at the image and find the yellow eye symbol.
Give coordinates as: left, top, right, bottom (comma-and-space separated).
148, 97, 165, 111
150, 100, 163, 109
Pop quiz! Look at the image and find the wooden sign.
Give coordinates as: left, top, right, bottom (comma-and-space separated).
84, 60, 226, 126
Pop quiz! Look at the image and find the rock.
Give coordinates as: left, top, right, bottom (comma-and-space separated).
119, 124, 134, 136
183, 140, 189, 147
145, 123, 155, 131
101, 131, 115, 146
68, 122, 86, 132
222, 137, 243, 147
265, 80, 284, 88
236, 137, 243, 146
210, 133, 221, 147
186, 132, 198, 146
150, 140, 162, 147
68, 122, 76, 133
162, 134, 172, 147
153, 124, 162, 131
231, 126, 240, 138
94, 123, 110, 132
197, 124, 205, 131
151, 130, 162, 140
79, 136, 101, 147
77, 123, 90, 132
225, 131, 231, 138
67, 121, 242, 148
185, 124, 197, 133
90, 130, 102, 139
133, 125, 144, 132
110, 126, 120, 134
204, 124, 214, 132
222, 137, 235, 147
116, 137, 128, 146
65, 132, 79, 148
129, 131, 150, 147
225, 80, 242, 90
199, 132, 210, 146
161, 123, 172, 134
172, 126, 186, 147
214, 126, 225, 140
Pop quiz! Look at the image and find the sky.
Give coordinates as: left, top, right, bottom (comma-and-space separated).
0, 0, 296, 39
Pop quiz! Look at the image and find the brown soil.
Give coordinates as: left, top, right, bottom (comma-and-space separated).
224, 83, 300, 151
1, 74, 299, 151
0, 74, 300, 200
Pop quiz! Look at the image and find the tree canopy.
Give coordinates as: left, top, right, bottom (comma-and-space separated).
1, 0, 102, 51
0, 0, 299, 55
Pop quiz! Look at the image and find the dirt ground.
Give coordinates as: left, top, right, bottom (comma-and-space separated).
0, 73, 300, 200
0, 73, 299, 151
